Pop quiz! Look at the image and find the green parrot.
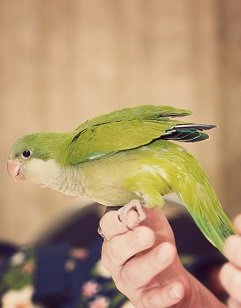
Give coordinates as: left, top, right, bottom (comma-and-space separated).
7, 105, 234, 253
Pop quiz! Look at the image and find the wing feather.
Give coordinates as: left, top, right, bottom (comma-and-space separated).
66, 105, 215, 165
68, 120, 177, 164
74, 105, 191, 133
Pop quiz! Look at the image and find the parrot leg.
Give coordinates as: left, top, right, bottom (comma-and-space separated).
117, 199, 146, 229
104, 206, 123, 213
97, 201, 146, 240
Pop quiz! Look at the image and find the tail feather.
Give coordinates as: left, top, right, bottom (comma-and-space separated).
177, 187, 234, 253
151, 140, 235, 254
174, 157, 234, 253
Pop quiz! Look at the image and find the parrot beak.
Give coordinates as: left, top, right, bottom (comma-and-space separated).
7, 160, 26, 181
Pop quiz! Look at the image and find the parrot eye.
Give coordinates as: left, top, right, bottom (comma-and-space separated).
21, 150, 32, 160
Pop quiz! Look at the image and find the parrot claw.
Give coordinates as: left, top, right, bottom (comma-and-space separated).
117, 199, 146, 229
97, 200, 146, 239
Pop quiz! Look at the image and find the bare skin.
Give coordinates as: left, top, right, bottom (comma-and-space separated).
100, 207, 226, 308
219, 214, 241, 308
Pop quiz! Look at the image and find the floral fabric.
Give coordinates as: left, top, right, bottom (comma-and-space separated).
0, 242, 133, 308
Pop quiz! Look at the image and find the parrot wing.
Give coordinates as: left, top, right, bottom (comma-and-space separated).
67, 105, 215, 165
74, 105, 191, 133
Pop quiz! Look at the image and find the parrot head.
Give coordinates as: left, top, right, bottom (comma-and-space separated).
7, 132, 68, 184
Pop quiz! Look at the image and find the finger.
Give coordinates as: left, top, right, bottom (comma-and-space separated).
102, 226, 155, 269
120, 242, 176, 289
227, 297, 241, 308
223, 235, 241, 267
219, 263, 241, 301
140, 282, 184, 308
234, 215, 241, 235
142, 208, 176, 244
99, 208, 141, 240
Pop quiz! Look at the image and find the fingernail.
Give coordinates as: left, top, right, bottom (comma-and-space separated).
170, 283, 184, 299
135, 229, 148, 247
223, 235, 240, 259
158, 242, 175, 263
135, 227, 154, 248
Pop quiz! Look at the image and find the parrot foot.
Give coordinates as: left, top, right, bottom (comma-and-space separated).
117, 199, 146, 229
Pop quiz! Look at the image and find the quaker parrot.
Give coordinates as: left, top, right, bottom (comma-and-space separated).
7, 105, 234, 253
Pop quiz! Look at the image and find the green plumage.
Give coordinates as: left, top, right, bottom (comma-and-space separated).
8, 105, 234, 253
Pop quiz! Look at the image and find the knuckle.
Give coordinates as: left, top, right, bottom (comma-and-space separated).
105, 239, 124, 267
111, 275, 128, 294
129, 226, 155, 250
120, 266, 141, 289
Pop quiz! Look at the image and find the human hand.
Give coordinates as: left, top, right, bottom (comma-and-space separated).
100, 207, 224, 308
220, 214, 241, 307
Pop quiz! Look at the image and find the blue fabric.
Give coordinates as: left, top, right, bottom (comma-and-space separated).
62, 240, 102, 308
33, 243, 71, 305
33, 240, 104, 308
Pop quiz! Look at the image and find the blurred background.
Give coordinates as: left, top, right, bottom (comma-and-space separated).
0, 0, 240, 245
